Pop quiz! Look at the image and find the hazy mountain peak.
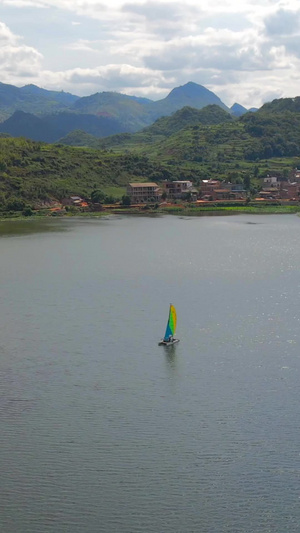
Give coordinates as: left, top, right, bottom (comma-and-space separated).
230, 103, 248, 116
168, 81, 210, 98
162, 81, 229, 112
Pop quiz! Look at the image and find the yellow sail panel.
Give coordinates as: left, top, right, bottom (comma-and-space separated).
169, 304, 177, 335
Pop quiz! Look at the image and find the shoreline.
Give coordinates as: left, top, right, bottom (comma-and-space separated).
1, 203, 300, 222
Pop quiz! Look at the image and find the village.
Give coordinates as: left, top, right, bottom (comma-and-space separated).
125, 169, 300, 205
51, 168, 300, 214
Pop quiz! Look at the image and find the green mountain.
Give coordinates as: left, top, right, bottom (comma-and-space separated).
70, 92, 151, 131
69, 82, 230, 130
0, 137, 171, 209
0, 82, 79, 120
0, 110, 128, 142
58, 98, 300, 169
68, 82, 229, 123
1, 84, 300, 206
147, 82, 230, 118
142, 105, 233, 136
230, 103, 248, 117
87, 97, 300, 182
239, 107, 300, 159
58, 129, 103, 148
0, 81, 233, 141
20, 84, 78, 106
59, 105, 234, 148
259, 97, 300, 114
0, 111, 63, 143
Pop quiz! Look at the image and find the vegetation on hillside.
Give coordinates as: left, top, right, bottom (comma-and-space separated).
1, 95, 300, 215
0, 81, 232, 140
89, 104, 300, 184
0, 137, 177, 211
0, 81, 78, 120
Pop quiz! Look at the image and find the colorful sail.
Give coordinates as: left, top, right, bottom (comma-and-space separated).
163, 304, 177, 341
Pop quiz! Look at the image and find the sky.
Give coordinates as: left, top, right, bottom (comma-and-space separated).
1, 0, 300, 108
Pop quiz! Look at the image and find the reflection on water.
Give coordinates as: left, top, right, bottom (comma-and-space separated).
164, 344, 177, 368
1, 214, 300, 533
0, 218, 68, 237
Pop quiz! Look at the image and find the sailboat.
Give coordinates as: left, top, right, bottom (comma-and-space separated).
158, 304, 180, 346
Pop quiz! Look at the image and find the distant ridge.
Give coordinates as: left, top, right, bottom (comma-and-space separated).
230, 103, 248, 117
0, 81, 79, 120
20, 84, 79, 106
0, 110, 61, 143
147, 81, 230, 119
0, 80, 267, 142
58, 105, 234, 148
0, 109, 127, 142
166, 82, 228, 109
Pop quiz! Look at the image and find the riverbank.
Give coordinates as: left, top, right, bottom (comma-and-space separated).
158, 204, 300, 215
1, 202, 300, 221
94, 203, 300, 216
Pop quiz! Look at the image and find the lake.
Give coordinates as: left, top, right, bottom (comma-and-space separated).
1, 214, 300, 532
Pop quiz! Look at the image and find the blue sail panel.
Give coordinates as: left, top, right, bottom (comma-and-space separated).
164, 323, 173, 341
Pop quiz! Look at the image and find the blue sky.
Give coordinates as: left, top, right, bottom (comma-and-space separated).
1, 0, 300, 108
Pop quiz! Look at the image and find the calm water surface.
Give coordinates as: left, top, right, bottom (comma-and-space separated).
1, 214, 300, 532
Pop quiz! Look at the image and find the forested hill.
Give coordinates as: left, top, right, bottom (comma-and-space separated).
0, 137, 174, 210
88, 97, 300, 163
141, 105, 234, 136
0, 82, 78, 120
59, 105, 235, 148
258, 97, 300, 114
240, 105, 300, 159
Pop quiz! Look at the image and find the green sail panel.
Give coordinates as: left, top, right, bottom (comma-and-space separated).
164, 304, 177, 341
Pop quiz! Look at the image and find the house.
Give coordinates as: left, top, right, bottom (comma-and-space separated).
290, 169, 300, 183
126, 183, 161, 203
222, 182, 246, 199
257, 190, 280, 200
279, 182, 299, 200
200, 180, 246, 200
61, 195, 82, 206
263, 176, 278, 188
162, 180, 196, 199
200, 180, 221, 197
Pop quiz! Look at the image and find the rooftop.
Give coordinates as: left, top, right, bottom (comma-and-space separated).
128, 182, 158, 188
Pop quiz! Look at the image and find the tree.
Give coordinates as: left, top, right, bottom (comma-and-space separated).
6, 199, 25, 211
243, 175, 251, 190
105, 195, 116, 204
121, 195, 131, 206
91, 189, 106, 204
22, 206, 33, 217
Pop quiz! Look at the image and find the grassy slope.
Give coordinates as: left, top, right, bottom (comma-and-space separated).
0, 137, 169, 206
95, 118, 300, 183
38, 102, 300, 183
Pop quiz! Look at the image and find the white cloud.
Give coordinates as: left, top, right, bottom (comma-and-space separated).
2, 0, 46, 7
0, 20, 18, 43
66, 39, 98, 52
40, 64, 171, 94
0, 21, 43, 82
1, 0, 300, 107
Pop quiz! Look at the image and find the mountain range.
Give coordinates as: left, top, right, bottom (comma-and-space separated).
0, 81, 254, 143
77, 98, 300, 163
0, 91, 299, 210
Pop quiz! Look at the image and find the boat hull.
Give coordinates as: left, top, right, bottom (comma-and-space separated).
158, 339, 180, 346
